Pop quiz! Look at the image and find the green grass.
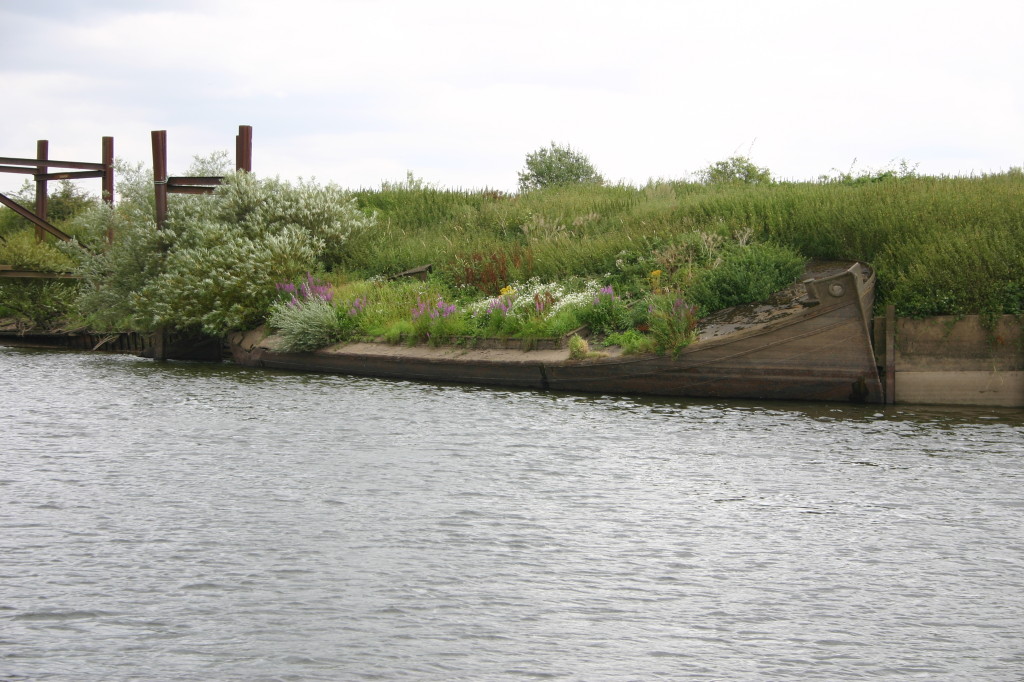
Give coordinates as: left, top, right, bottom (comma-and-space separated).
345, 171, 1024, 317
3, 167, 1022, 332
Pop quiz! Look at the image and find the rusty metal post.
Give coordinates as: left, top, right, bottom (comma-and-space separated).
101, 136, 114, 205
885, 304, 896, 404
236, 125, 252, 172
151, 130, 168, 229
102, 136, 115, 242
34, 140, 48, 241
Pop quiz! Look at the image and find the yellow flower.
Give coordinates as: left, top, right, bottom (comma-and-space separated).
500, 285, 515, 296
650, 270, 662, 277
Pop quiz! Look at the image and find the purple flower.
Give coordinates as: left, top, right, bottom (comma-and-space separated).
347, 296, 367, 316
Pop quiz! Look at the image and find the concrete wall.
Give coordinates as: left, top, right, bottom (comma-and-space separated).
875, 314, 1023, 407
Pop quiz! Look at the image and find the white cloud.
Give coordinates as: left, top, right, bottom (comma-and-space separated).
1, 0, 1021, 197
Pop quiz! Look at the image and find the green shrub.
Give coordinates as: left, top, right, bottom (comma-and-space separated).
603, 328, 655, 355
62, 206, 165, 331
646, 294, 700, 355
518, 142, 603, 192
67, 167, 375, 336
0, 280, 80, 329
698, 155, 772, 185
686, 243, 805, 314
575, 285, 633, 335
0, 229, 77, 271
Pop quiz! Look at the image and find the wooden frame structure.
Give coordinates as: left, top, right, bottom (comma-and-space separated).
152, 125, 252, 228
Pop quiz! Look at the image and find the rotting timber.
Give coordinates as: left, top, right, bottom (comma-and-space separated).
227, 262, 885, 404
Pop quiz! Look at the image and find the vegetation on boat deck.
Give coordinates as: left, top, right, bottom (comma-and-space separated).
1, 148, 1022, 353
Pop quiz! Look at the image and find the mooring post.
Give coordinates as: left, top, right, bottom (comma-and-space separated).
151, 130, 168, 230
34, 140, 48, 242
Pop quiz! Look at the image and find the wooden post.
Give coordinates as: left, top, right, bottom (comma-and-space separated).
885, 304, 896, 404
34, 140, 48, 242
151, 130, 168, 229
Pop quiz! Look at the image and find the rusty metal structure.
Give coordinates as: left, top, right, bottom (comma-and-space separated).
0, 137, 114, 243
1, 125, 252, 279
152, 125, 252, 228
0, 136, 114, 280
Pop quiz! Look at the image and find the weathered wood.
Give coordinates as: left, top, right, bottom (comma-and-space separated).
230, 263, 886, 404
390, 264, 433, 281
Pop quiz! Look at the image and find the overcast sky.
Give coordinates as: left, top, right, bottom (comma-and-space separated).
1, 0, 1021, 198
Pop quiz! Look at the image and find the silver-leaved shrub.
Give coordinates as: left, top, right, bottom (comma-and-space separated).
67, 160, 375, 336
267, 297, 343, 353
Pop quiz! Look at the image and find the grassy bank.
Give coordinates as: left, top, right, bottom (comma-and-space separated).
346, 171, 1024, 318
1, 166, 1022, 345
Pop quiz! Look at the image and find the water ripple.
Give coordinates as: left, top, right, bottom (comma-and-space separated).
2, 347, 1023, 680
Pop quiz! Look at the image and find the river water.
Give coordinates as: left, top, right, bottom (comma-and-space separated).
2, 347, 1023, 681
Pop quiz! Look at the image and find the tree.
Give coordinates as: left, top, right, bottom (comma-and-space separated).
698, 155, 772, 186
518, 142, 603, 192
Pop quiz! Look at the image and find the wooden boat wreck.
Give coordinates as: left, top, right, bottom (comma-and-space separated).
227, 262, 885, 403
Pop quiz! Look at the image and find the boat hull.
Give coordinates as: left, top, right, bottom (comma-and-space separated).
228, 263, 884, 403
